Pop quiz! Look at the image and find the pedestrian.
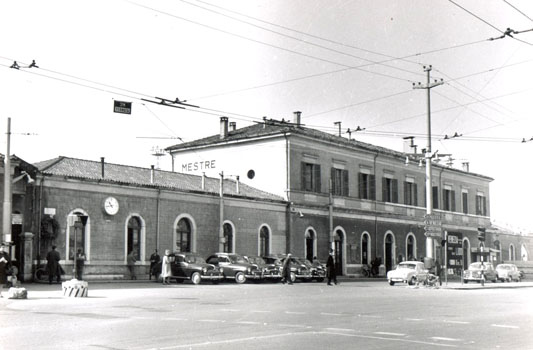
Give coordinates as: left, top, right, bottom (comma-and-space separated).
326, 248, 338, 285
149, 249, 161, 280
312, 256, 320, 267
75, 248, 86, 280
127, 250, 137, 280
0, 243, 11, 297
46, 245, 62, 284
281, 253, 292, 284
161, 249, 172, 285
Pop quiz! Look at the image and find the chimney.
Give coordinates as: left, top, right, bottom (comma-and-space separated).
263, 116, 267, 129
229, 122, 236, 132
236, 175, 240, 194
201, 172, 206, 190
220, 117, 229, 139
293, 111, 301, 126
150, 165, 155, 184
100, 157, 105, 178
403, 136, 415, 154
462, 162, 470, 172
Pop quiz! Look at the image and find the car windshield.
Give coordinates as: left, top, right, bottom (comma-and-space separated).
497, 265, 511, 270
185, 255, 206, 264
469, 263, 489, 270
228, 255, 247, 264
248, 257, 265, 265
398, 263, 417, 270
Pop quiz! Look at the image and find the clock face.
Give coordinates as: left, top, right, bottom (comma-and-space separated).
104, 197, 119, 215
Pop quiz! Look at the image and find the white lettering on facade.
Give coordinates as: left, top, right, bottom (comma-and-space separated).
181, 160, 216, 172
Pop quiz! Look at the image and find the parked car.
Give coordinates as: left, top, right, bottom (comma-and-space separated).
387, 261, 429, 286
279, 255, 312, 283
151, 252, 224, 284
463, 262, 497, 283
245, 255, 281, 282
300, 258, 326, 282
206, 253, 262, 284
496, 263, 521, 282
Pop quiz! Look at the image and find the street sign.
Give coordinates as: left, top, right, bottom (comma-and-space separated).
424, 213, 442, 237
113, 100, 132, 114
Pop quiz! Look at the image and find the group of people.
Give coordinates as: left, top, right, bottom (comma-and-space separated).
45, 245, 86, 283
281, 249, 339, 286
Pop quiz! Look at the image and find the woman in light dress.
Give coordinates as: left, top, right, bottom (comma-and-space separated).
161, 249, 172, 285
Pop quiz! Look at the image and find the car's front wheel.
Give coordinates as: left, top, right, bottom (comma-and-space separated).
235, 272, 246, 284
408, 276, 416, 285
191, 272, 201, 285
388, 280, 395, 286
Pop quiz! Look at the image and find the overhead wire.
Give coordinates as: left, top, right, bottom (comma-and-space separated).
502, 0, 533, 22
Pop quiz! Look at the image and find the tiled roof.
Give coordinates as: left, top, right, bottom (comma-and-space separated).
34, 156, 284, 201
166, 119, 493, 181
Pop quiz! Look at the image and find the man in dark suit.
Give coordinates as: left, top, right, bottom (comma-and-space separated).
326, 248, 338, 286
46, 245, 62, 284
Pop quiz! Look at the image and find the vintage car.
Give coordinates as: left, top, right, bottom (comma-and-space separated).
151, 252, 224, 284
301, 258, 326, 282
463, 262, 498, 283
495, 263, 522, 282
206, 252, 262, 284
279, 255, 312, 283
245, 255, 282, 281
386, 261, 429, 286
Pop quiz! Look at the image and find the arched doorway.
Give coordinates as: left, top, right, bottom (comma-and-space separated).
463, 239, 470, 269
361, 232, 370, 265
406, 234, 416, 261
259, 226, 270, 256
175, 218, 192, 252
223, 222, 234, 253
333, 229, 344, 276
127, 216, 142, 260
305, 228, 316, 261
384, 233, 395, 272
509, 244, 516, 261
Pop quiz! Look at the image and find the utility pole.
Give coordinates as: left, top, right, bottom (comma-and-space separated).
3, 117, 11, 245
413, 65, 443, 260
219, 172, 225, 252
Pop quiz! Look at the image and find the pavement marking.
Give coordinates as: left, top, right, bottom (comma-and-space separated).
198, 319, 226, 323
491, 324, 520, 329
321, 331, 459, 348
285, 311, 306, 315
278, 323, 307, 328
162, 317, 188, 321
251, 310, 272, 313
358, 314, 382, 318
221, 308, 240, 312
325, 327, 356, 332
444, 320, 470, 324
234, 321, 263, 325
320, 312, 343, 316
403, 318, 424, 321
431, 337, 463, 342
374, 331, 406, 337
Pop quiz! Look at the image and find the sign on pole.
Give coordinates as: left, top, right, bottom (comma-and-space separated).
113, 100, 132, 114
423, 213, 442, 237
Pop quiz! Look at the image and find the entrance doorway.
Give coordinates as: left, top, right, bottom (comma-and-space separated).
385, 233, 394, 272
334, 229, 343, 276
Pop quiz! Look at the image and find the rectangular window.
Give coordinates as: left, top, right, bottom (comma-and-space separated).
301, 162, 321, 193
476, 194, 487, 216
404, 181, 418, 206
331, 168, 349, 196
462, 192, 468, 214
432, 186, 439, 209
358, 173, 376, 200
442, 188, 456, 211
382, 177, 398, 203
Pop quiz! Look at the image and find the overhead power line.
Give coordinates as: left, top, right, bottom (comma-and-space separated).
502, 0, 533, 22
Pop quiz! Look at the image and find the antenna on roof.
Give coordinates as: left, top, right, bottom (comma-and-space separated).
151, 146, 166, 169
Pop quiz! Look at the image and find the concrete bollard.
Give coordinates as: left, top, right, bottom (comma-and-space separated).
7, 287, 27, 299
62, 279, 89, 297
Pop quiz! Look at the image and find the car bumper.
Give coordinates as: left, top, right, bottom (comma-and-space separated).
201, 274, 224, 281
295, 273, 313, 280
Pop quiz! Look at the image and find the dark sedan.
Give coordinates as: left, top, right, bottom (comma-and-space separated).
151, 252, 224, 284
245, 255, 282, 282
206, 253, 262, 283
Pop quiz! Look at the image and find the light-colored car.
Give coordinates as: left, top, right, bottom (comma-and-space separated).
463, 262, 497, 283
387, 261, 428, 286
496, 263, 521, 282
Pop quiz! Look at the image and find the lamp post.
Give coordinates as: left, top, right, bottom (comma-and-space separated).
2, 118, 12, 245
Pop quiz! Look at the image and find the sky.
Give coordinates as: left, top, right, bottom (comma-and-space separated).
1, 0, 533, 232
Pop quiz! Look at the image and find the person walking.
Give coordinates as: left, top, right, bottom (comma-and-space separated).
75, 248, 86, 280
326, 248, 338, 285
127, 250, 137, 280
46, 245, 62, 284
281, 253, 293, 285
161, 249, 172, 285
0, 243, 11, 297
149, 249, 161, 280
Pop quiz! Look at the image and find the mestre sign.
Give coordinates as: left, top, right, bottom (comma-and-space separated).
181, 160, 217, 172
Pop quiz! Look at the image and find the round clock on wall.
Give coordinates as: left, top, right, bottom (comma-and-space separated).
103, 196, 119, 215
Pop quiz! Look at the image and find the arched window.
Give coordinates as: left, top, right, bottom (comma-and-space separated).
509, 244, 516, 261
259, 226, 270, 256
384, 232, 395, 273
223, 223, 233, 253
175, 218, 192, 252
305, 229, 316, 261
66, 211, 90, 261
127, 216, 142, 260
361, 233, 370, 265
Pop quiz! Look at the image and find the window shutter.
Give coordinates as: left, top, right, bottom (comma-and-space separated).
404, 182, 409, 205
382, 177, 387, 202
432, 186, 439, 209
451, 190, 456, 212
414, 183, 418, 206
483, 196, 487, 215
392, 179, 398, 203
369, 174, 376, 200
358, 173, 364, 198
342, 169, 349, 196
314, 164, 321, 193
330, 168, 336, 194
301, 162, 306, 191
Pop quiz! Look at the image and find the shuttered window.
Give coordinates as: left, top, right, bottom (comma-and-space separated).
382, 177, 398, 203
301, 162, 321, 193
404, 181, 418, 206
358, 173, 376, 200
331, 168, 349, 196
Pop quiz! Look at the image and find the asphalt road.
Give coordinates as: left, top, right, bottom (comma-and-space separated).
1, 280, 532, 350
